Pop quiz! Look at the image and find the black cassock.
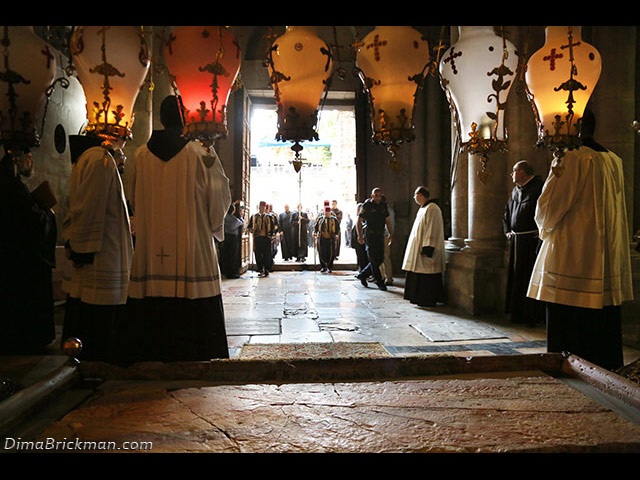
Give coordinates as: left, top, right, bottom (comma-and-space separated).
291, 211, 310, 260
0, 158, 57, 354
278, 210, 294, 260
503, 175, 545, 325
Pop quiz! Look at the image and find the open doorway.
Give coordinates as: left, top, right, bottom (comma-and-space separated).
249, 105, 357, 267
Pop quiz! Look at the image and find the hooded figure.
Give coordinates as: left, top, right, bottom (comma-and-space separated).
124, 94, 232, 363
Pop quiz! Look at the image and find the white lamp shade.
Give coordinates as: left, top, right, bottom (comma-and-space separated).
356, 26, 429, 145
0, 26, 57, 150
525, 26, 601, 146
71, 26, 150, 140
268, 26, 334, 143
439, 26, 518, 147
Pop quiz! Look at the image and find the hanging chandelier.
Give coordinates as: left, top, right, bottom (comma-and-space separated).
355, 26, 430, 166
0, 26, 57, 155
70, 26, 151, 146
438, 26, 518, 184
266, 26, 334, 168
165, 26, 241, 146
525, 26, 601, 177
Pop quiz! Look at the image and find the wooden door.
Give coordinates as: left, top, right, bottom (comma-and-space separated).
232, 88, 252, 273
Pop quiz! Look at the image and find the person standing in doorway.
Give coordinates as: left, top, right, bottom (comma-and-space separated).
125, 95, 232, 362
248, 200, 276, 277
402, 186, 445, 307
266, 203, 279, 265
278, 203, 294, 261
222, 202, 245, 278
351, 203, 368, 274
503, 160, 544, 327
345, 213, 353, 248
379, 195, 395, 286
527, 109, 634, 371
0, 147, 57, 354
314, 203, 340, 273
356, 187, 393, 291
331, 199, 343, 260
291, 203, 310, 263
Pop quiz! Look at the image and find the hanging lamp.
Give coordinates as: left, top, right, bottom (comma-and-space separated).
439, 26, 518, 184
355, 26, 430, 166
0, 26, 57, 155
165, 26, 241, 146
70, 26, 150, 146
266, 26, 334, 169
525, 26, 601, 177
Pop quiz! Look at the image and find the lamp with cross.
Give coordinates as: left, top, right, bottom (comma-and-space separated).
70, 26, 151, 148
525, 26, 601, 177
165, 26, 242, 147
355, 26, 430, 168
438, 26, 518, 184
266, 26, 334, 170
0, 26, 57, 156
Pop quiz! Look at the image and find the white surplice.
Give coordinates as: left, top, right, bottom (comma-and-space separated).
527, 146, 634, 309
62, 146, 134, 305
401, 202, 446, 274
128, 141, 231, 299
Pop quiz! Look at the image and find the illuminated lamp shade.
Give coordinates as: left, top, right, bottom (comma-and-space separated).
165, 26, 241, 144
70, 26, 150, 144
267, 26, 334, 161
439, 26, 518, 182
525, 26, 601, 173
0, 26, 57, 152
356, 26, 429, 161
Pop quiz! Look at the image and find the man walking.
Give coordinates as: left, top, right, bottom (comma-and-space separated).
356, 187, 393, 291
248, 201, 277, 277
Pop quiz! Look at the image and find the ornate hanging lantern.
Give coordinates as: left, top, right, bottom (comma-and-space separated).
0, 26, 57, 154
525, 26, 601, 177
439, 26, 518, 183
356, 26, 430, 165
70, 26, 150, 145
165, 26, 241, 146
266, 26, 334, 167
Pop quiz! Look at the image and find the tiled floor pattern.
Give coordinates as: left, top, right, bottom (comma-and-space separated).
221, 269, 551, 361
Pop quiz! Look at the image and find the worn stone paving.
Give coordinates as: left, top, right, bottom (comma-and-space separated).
33, 373, 640, 453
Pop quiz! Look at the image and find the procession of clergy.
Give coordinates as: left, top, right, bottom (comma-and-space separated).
243, 199, 345, 277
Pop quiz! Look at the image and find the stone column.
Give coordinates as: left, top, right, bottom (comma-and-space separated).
464, 152, 507, 253
446, 151, 507, 315
446, 149, 467, 251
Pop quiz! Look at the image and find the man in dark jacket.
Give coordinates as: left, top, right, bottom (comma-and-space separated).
356, 187, 393, 291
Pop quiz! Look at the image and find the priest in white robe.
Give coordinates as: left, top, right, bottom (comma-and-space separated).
527, 109, 634, 370
61, 134, 134, 362
402, 186, 445, 307
124, 95, 232, 362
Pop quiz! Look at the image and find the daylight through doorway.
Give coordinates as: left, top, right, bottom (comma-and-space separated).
249, 106, 357, 239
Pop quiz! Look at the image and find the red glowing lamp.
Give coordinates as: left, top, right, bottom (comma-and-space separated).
165, 26, 241, 144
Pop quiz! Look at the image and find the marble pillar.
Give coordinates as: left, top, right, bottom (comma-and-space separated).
446, 150, 507, 315
445, 150, 467, 251
464, 152, 507, 253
